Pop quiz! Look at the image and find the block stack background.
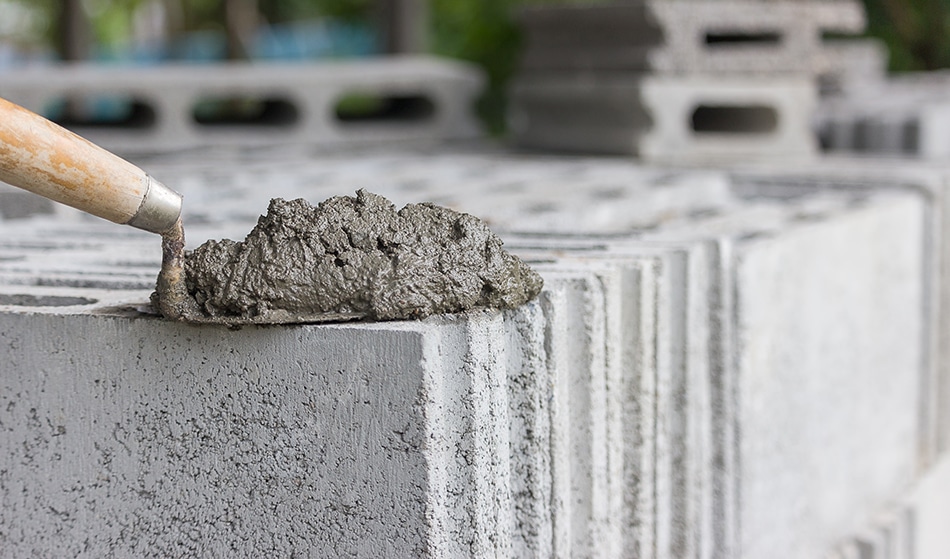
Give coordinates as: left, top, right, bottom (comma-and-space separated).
509, 0, 865, 162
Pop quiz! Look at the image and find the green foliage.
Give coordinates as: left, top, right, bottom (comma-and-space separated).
864, 0, 950, 71
430, 0, 521, 135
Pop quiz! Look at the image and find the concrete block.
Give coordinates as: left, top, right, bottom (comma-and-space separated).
540, 270, 612, 558
509, 74, 817, 162
504, 300, 553, 558
730, 193, 924, 559
911, 454, 950, 559
0, 147, 938, 558
826, 501, 916, 559
816, 38, 889, 96
638, 186, 928, 559
731, 160, 950, 463
532, 260, 663, 559
0, 56, 483, 155
512, 238, 723, 559
816, 72, 950, 160
0, 311, 510, 556
518, 0, 865, 76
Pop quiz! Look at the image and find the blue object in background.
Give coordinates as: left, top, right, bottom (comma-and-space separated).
253, 20, 377, 60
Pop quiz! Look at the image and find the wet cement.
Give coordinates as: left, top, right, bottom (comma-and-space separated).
155, 190, 543, 324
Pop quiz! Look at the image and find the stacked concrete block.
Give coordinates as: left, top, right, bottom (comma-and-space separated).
0, 56, 483, 155
729, 158, 950, 464
0, 148, 944, 557
510, 1, 865, 161
518, 1, 864, 75
815, 38, 889, 96
817, 72, 950, 159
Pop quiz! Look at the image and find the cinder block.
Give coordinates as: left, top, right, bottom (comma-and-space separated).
0, 310, 518, 556
504, 300, 553, 558
0, 56, 483, 155
637, 186, 928, 559
816, 38, 889, 95
817, 72, 950, 159
911, 454, 950, 558
724, 192, 923, 559
518, 0, 865, 76
512, 237, 724, 559
509, 74, 817, 162
0, 147, 938, 558
537, 270, 612, 558
828, 505, 915, 559
731, 162, 950, 463
529, 258, 665, 559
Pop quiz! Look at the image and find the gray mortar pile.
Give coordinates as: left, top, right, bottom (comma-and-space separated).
180, 190, 542, 323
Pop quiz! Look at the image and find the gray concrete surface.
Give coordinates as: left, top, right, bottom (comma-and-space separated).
0, 312, 494, 556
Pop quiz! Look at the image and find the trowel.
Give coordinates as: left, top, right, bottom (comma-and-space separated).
0, 97, 201, 319
0, 97, 353, 324
0, 97, 543, 326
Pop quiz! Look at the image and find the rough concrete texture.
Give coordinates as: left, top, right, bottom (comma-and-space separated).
179, 190, 542, 323
513, 237, 727, 559
0, 309, 521, 557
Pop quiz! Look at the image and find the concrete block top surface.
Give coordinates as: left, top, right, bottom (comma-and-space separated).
0, 146, 913, 322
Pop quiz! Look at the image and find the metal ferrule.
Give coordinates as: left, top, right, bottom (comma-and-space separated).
126, 175, 183, 234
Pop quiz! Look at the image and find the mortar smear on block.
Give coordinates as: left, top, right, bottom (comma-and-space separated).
157, 189, 543, 324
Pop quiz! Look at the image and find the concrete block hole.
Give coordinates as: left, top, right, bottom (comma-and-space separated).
704, 30, 783, 47
192, 96, 300, 127
690, 104, 779, 134
50, 96, 157, 130
333, 92, 436, 124
0, 294, 97, 307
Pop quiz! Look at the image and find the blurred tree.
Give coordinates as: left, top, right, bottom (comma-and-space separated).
864, 0, 950, 71
430, 0, 520, 135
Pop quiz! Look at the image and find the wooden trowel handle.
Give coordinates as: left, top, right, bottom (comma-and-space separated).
0, 96, 181, 234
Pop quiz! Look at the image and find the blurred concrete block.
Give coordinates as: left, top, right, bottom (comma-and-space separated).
817, 72, 950, 160
912, 454, 950, 559
828, 506, 916, 559
0, 56, 483, 155
817, 38, 889, 96
519, 0, 865, 76
510, 75, 817, 162
731, 192, 924, 559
